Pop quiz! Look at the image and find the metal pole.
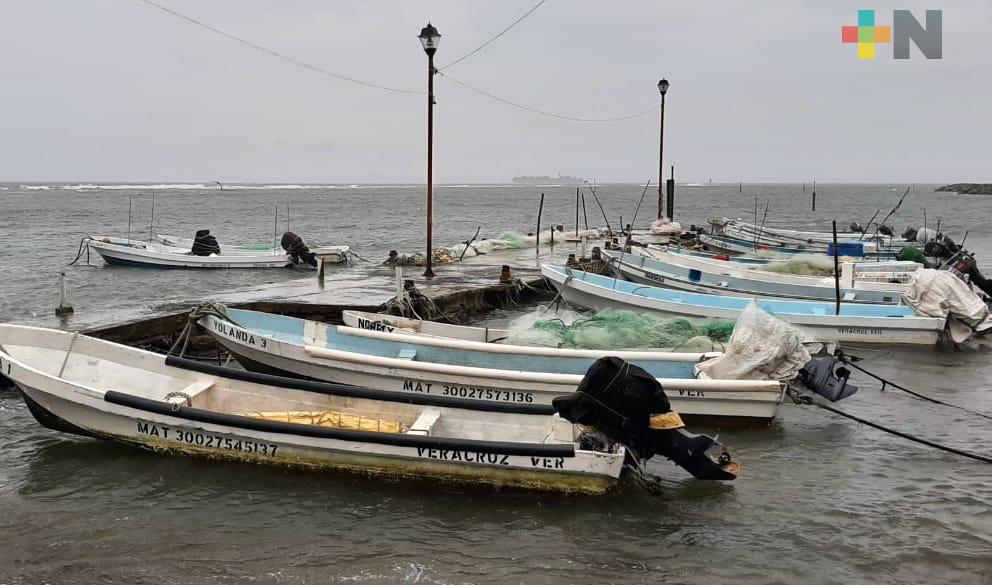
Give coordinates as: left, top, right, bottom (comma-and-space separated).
127, 195, 132, 242
580, 191, 589, 230
812, 180, 817, 211
424, 53, 436, 278
148, 193, 155, 242
657, 93, 666, 219
833, 220, 841, 316
574, 187, 579, 238
273, 204, 279, 250
536, 192, 545, 257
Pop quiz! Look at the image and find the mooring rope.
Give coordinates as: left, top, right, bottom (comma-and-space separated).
837, 351, 992, 421
787, 389, 992, 465
66, 236, 95, 266
168, 302, 233, 358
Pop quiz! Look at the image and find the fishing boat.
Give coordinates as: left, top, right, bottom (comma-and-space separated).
342, 310, 509, 343
542, 265, 945, 345
155, 234, 350, 265
649, 245, 921, 274
199, 308, 787, 425
87, 236, 325, 269
711, 218, 896, 249
699, 233, 900, 260
603, 250, 906, 304
0, 324, 630, 494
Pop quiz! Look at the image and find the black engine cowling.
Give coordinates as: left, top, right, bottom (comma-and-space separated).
552, 357, 739, 481
281, 232, 317, 267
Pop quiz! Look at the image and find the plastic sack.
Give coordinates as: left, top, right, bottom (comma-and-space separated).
696, 301, 810, 381
902, 269, 992, 343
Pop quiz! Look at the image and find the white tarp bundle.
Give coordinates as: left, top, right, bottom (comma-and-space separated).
649, 218, 682, 235
696, 301, 811, 381
902, 268, 992, 343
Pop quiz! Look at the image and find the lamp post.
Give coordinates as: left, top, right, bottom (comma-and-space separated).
656, 78, 670, 220
418, 23, 441, 278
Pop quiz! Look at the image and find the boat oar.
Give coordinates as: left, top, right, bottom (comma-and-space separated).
459, 226, 482, 261
625, 180, 652, 248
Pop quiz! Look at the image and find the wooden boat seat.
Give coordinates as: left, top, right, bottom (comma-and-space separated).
406, 408, 441, 436
178, 379, 215, 397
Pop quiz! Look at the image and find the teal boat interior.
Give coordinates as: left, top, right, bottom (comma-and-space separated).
548, 266, 919, 319
222, 308, 702, 378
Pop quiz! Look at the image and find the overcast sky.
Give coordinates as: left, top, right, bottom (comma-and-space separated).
1, 1, 988, 183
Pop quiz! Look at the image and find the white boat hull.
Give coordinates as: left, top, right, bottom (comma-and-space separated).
89, 236, 293, 269
202, 315, 786, 425
543, 266, 942, 346
0, 326, 623, 494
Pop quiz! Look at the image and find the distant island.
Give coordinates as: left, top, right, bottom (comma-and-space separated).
512, 174, 587, 185
936, 183, 992, 194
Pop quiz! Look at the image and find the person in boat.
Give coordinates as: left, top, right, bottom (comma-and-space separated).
191, 230, 220, 256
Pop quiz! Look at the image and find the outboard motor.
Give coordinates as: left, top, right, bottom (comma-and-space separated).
281, 232, 317, 267
951, 253, 992, 298
191, 230, 220, 256
849, 222, 863, 233
902, 226, 918, 242
552, 357, 740, 482
879, 224, 894, 237
922, 233, 960, 260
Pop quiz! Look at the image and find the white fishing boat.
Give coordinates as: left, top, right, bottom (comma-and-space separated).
650, 245, 921, 275
639, 246, 917, 287
154, 234, 350, 264
710, 218, 897, 246
699, 233, 900, 260
542, 265, 945, 345
200, 308, 787, 425
0, 324, 631, 494
87, 236, 296, 269
342, 310, 509, 343
604, 250, 907, 304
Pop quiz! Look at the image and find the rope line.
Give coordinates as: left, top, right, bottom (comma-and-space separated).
440, 0, 548, 70
133, 0, 422, 94
839, 353, 992, 421
439, 72, 656, 122
802, 395, 992, 465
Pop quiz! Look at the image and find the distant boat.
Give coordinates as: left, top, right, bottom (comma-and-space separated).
512, 174, 586, 185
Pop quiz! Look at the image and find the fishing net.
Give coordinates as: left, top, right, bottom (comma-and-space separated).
760, 255, 837, 276
505, 307, 735, 351
896, 245, 926, 263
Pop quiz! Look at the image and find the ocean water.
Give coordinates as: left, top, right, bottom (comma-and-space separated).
1, 182, 990, 584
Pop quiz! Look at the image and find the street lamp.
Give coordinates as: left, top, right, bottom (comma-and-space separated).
657, 78, 670, 220
419, 22, 441, 277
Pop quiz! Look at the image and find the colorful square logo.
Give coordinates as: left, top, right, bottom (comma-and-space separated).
842, 10, 892, 60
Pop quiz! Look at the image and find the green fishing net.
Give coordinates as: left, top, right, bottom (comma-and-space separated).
494, 231, 529, 248
896, 245, 925, 263
506, 308, 735, 351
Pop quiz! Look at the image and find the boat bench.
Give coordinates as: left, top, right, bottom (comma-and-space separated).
406, 408, 441, 436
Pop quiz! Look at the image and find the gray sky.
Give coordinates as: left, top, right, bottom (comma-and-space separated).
1, 0, 988, 183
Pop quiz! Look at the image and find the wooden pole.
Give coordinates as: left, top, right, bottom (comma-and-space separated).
127, 195, 132, 242
148, 194, 155, 242
812, 180, 817, 211
273, 204, 279, 250
833, 220, 841, 316
424, 53, 436, 277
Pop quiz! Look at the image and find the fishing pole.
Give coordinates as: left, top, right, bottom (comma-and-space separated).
625, 180, 652, 247
858, 208, 881, 241
587, 185, 613, 237
869, 185, 911, 243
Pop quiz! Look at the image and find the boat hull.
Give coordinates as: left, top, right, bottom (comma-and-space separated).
202, 315, 785, 426
543, 266, 942, 346
3, 351, 619, 495
88, 237, 293, 269
605, 251, 903, 304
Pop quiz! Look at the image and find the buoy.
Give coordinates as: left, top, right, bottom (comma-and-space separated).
55, 271, 74, 316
